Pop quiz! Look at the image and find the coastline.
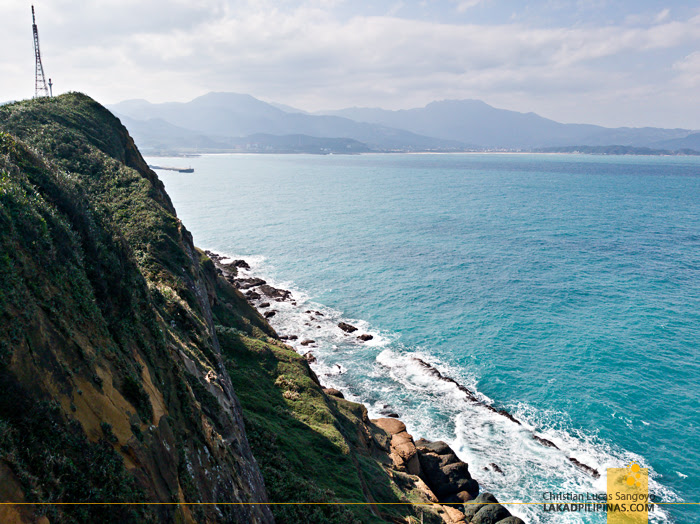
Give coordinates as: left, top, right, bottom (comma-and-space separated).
151, 149, 690, 523
205, 250, 529, 524
146, 149, 700, 159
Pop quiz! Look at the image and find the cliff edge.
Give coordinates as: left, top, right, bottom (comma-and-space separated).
0, 93, 524, 524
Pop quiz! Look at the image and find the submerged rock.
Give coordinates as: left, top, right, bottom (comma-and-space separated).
263, 311, 276, 318
230, 259, 250, 269
489, 463, 504, 475
236, 277, 266, 290
338, 322, 358, 333
259, 284, 291, 301
569, 457, 600, 478
245, 290, 261, 300
358, 334, 373, 341
300, 339, 315, 346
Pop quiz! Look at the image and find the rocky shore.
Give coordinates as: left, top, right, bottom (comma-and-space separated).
206, 250, 527, 524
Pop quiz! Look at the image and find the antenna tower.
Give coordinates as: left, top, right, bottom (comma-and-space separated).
32, 5, 50, 97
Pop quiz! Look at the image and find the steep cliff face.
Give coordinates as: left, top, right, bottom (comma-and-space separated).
0, 94, 273, 523
0, 94, 519, 524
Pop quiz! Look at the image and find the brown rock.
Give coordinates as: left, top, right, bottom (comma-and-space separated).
392, 438, 416, 460
441, 505, 467, 524
415, 439, 452, 455
300, 339, 315, 346
392, 434, 421, 476
373, 418, 407, 435
358, 334, 374, 341
391, 431, 413, 445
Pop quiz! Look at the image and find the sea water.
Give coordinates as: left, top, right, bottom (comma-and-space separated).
148, 153, 700, 523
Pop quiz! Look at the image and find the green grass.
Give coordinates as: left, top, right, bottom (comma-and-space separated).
216, 324, 429, 524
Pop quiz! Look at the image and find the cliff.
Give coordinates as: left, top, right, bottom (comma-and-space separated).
0, 93, 274, 523
0, 93, 522, 524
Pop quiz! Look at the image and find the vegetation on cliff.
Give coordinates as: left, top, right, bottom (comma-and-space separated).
0, 93, 520, 524
0, 93, 272, 523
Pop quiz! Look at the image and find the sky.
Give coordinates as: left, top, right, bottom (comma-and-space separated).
1, 0, 699, 129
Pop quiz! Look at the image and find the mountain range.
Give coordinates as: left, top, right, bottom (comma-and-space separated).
109, 93, 465, 153
108, 93, 699, 154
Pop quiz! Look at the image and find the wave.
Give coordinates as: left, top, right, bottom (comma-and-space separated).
216, 251, 678, 523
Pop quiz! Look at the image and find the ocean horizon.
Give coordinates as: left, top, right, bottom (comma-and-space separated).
149, 152, 700, 523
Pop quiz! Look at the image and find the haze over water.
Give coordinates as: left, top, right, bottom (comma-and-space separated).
150, 153, 700, 523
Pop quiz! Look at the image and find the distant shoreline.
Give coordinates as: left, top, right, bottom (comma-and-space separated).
145, 149, 700, 158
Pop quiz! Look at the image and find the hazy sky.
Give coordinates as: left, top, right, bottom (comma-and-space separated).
2, 0, 699, 128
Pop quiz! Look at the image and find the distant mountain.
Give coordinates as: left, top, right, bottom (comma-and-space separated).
109, 93, 468, 152
117, 115, 230, 152
321, 100, 696, 149
266, 101, 309, 114
652, 132, 700, 151
111, 93, 698, 153
117, 115, 371, 154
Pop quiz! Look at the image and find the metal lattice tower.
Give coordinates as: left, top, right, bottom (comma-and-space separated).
32, 6, 50, 98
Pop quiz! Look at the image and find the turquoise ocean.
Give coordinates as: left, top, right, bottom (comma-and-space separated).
148, 153, 700, 523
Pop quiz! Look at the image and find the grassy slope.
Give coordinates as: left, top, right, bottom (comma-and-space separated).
202, 260, 442, 524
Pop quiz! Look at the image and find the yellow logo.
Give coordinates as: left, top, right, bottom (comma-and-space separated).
607, 462, 650, 523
